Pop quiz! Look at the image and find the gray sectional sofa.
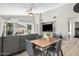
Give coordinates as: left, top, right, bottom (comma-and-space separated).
0, 33, 42, 56
0, 37, 2, 55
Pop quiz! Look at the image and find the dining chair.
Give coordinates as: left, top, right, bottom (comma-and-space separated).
46, 39, 63, 56
25, 39, 43, 56
25, 39, 34, 56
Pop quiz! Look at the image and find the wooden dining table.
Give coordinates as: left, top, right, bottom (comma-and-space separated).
30, 37, 58, 56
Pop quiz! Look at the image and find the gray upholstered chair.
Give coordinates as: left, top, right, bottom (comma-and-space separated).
46, 39, 63, 56
25, 39, 34, 56
25, 39, 43, 56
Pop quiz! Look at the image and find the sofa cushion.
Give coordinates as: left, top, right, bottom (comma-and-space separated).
26, 34, 42, 40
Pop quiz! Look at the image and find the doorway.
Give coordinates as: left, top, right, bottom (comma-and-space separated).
74, 22, 79, 38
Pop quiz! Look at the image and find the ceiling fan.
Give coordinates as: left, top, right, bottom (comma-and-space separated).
26, 4, 39, 16
26, 8, 33, 16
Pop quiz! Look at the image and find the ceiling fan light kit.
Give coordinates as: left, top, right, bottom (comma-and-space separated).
26, 8, 33, 16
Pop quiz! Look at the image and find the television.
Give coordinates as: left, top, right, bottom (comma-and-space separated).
42, 24, 53, 32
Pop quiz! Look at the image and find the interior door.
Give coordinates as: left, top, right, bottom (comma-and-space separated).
75, 22, 79, 37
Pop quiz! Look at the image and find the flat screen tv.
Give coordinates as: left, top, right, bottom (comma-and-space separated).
42, 24, 53, 32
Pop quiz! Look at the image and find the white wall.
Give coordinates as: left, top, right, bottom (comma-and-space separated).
41, 3, 78, 39
0, 17, 4, 36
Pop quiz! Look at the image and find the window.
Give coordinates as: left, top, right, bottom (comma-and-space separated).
27, 24, 32, 30
27, 24, 32, 34
6, 23, 13, 35
15, 23, 27, 35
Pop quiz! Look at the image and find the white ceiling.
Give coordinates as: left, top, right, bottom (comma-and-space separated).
0, 3, 66, 13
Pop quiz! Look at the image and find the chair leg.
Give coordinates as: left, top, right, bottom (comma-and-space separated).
60, 49, 63, 56
56, 50, 63, 56
57, 52, 60, 56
